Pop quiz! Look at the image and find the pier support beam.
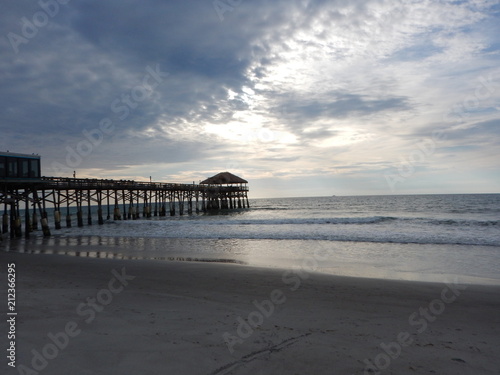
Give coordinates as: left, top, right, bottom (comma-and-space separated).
53, 190, 61, 230
24, 197, 31, 238
106, 191, 111, 220
2, 212, 9, 234
65, 191, 72, 228
122, 190, 127, 221
114, 191, 121, 220
169, 193, 175, 216
98, 207, 104, 225
32, 190, 50, 237
54, 210, 61, 230
98, 191, 104, 225
76, 191, 84, 227
87, 190, 92, 225
32, 211, 39, 230
154, 191, 158, 217
41, 217, 51, 237
77, 210, 84, 227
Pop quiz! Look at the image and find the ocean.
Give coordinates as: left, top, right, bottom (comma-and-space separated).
2, 194, 499, 284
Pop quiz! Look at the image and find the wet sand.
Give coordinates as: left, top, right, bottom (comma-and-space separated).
1, 250, 499, 375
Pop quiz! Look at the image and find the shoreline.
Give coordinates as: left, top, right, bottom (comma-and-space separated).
1, 251, 500, 374
2, 233, 500, 286
0, 235, 500, 286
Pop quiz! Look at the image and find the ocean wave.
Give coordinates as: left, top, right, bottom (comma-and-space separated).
171, 232, 500, 247
202, 216, 498, 227
117, 231, 500, 247
59, 218, 500, 247
423, 218, 499, 227
203, 216, 399, 226
121, 215, 499, 228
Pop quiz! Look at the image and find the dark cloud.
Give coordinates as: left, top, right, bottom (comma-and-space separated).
300, 129, 340, 139
268, 91, 410, 140
390, 42, 444, 62
70, 1, 251, 80
255, 156, 301, 163
0, 1, 247, 135
445, 119, 500, 144
289, 92, 410, 119
409, 119, 500, 145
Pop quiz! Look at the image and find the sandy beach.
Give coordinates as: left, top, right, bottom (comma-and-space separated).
1, 250, 500, 375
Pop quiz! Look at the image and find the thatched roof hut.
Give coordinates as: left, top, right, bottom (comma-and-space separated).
200, 172, 248, 185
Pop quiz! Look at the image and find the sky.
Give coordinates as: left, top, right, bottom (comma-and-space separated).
1, 0, 499, 198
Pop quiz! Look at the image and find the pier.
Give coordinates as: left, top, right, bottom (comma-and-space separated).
1, 153, 249, 239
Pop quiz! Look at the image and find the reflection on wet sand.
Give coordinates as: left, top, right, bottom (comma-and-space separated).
0, 235, 246, 265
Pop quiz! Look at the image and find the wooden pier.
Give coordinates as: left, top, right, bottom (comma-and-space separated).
0, 175, 249, 239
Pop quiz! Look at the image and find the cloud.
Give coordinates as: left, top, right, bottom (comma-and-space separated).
276, 91, 410, 121
446, 119, 500, 144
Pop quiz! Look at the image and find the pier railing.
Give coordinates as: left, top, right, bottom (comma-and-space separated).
38, 177, 249, 192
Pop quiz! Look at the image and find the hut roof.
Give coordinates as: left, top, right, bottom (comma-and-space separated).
200, 172, 248, 185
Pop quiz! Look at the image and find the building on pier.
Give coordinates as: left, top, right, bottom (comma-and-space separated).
200, 172, 250, 210
0, 151, 41, 180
